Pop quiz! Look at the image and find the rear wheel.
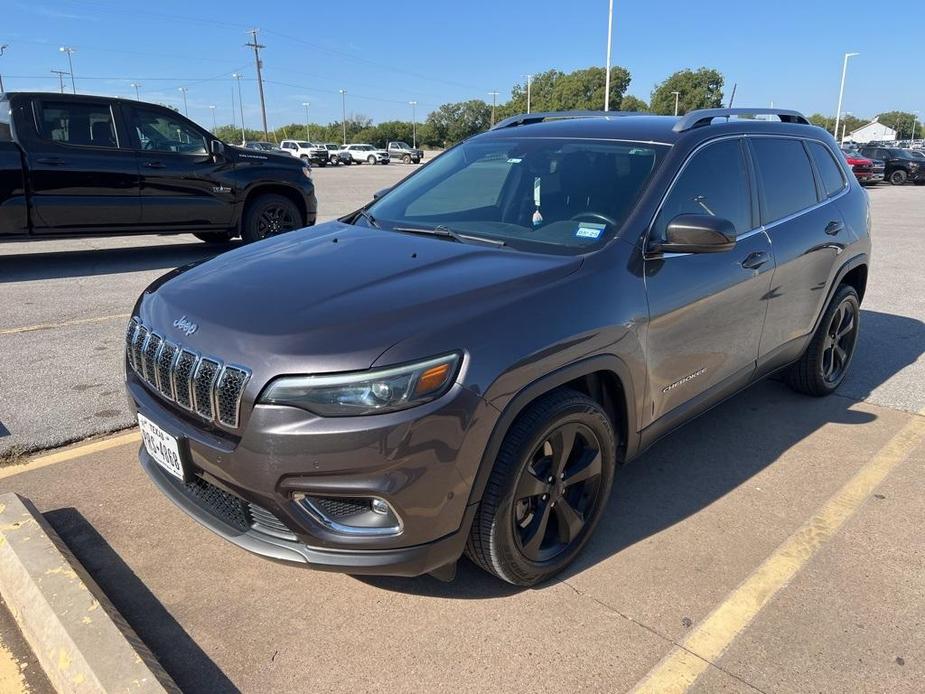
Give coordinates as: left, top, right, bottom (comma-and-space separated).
402, 154, 412, 164
193, 231, 234, 244
466, 389, 616, 586
241, 194, 302, 243
367, 155, 377, 165
890, 169, 907, 185
786, 284, 860, 396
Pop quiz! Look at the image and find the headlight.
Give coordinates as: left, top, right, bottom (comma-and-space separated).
259, 353, 460, 416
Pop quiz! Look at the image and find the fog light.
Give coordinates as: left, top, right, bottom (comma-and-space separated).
291, 493, 402, 537
371, 498, 389, 515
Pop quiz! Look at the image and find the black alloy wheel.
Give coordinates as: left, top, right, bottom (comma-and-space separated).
242, 194, 302, 243
890, 169, 907, 185
820, 295, 859, 386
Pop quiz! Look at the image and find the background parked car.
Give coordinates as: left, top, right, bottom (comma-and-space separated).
340, 143, 390, 165
840, 147, 884, 186
387, 141, 424, 164
859, 146, 925, 185
320, 143, 349, 165
279, 140, 329, 167
245, 141, 284, 153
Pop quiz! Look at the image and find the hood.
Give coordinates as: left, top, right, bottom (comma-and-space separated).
140, 222, 581, 377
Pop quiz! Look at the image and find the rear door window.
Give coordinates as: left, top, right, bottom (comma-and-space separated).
750, 138, 818, 223
807, 141, 847, 197
39, 101, 118, 148
655, 138, 752, 237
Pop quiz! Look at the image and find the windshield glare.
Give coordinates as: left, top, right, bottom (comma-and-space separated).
367, 138, 665, 253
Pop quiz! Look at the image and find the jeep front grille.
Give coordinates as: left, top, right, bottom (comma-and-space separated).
126, 318, 251, 429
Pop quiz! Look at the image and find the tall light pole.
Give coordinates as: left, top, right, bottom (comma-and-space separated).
409, 100, 417, 148
523, 74, 533, 114
833, 52, 859, 142
232, 73, 245, 144
604, 0, 614, 111
0, 45, 8, 93
671, 90, 680, 116
488, 91, 499, 126
339, 89, 347, 145
841, 112, 851, 143
209, 105, 216, 131
51, 70, 69, 94
301, 102, 311, 140
130, 82, 141, 100
178, 87, 189, 116
245, 29, 269, 140
909, 111, 919, 141
59, 47, 77, 93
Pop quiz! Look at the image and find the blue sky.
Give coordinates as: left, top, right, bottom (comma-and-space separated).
2, 0, 919, 131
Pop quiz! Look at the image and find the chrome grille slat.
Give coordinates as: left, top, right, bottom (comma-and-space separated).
126, 319, 250, 430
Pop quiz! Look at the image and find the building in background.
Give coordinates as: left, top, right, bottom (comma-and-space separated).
847, 117, 897, 144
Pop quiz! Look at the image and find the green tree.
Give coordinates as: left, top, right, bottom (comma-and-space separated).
650, 68, 724, 115
620, 95, 648, 112
423, 99, 492, 147
876, 111, 922, 139
501, 66, 631, 117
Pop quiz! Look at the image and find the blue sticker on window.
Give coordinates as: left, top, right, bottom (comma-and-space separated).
576, 222, 605, 239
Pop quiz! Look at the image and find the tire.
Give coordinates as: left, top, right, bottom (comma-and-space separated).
466, 389, 616, 586
241, 193, 302, 243
402, 154, 411, 164
890, 169, 907, 185
786, 284, 860, 396
367, 155, 377, 165
300, 155, 309, 163
330, 155, 338, 165
193, 231, 235, 244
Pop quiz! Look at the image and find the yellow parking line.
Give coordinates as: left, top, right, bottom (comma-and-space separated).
0, 638, 27, 693
0, 313, 130, 336
0, 431, 140, 481
631, 410, 925, 694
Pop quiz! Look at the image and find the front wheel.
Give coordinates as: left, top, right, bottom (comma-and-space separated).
367, 155, 377, 165
890, 169, 907, 185
466, 389, 616, 586
402, 154, 411, 164
241, 194, 302, 243
786, 284, 860, 396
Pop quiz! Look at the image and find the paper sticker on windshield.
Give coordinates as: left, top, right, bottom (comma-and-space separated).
576, 222, 605, 239
507, 158, 522, 163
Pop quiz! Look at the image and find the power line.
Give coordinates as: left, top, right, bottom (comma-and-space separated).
51, 69, 70, 93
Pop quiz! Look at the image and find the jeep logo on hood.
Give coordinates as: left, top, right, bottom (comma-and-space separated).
173, 315, 199, 336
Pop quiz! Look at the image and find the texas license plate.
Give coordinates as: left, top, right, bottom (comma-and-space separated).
138, 413, 185, 481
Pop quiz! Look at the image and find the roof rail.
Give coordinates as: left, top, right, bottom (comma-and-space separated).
673, 108, 810, 133
490, 110, 644, 131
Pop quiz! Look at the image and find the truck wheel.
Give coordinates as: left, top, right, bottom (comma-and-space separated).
402, 154, 411, 164
786, 284, 860, 396
300, 155, 310, 163
465, 389, 616, 586
890, 169, 907, 185
193, 231, 235, 244
242, 193, 302, 243
367, 155, 377, 165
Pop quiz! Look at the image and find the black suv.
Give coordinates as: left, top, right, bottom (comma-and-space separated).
0, 92, 317, 243
859, 145, 925, 185
125, 109, 870, 586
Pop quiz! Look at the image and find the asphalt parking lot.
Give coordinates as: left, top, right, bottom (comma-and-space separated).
0, 173, 923, 692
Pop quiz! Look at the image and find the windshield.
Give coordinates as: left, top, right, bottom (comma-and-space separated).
298, 141, 312, 147
366, 137, 666, 253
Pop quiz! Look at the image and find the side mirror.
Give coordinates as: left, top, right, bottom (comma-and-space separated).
652, 213, 736, 254
210, 139, 225, 161
372, 187, 392, 200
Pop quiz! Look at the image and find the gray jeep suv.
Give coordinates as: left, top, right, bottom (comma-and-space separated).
125, 108, 870, 586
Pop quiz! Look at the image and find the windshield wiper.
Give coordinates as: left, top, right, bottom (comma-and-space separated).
354, 209, 380, 228
393, 225, 506, 248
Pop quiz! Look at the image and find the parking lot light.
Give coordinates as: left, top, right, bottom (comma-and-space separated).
233, 73, 245, 145
523, 74, 533, 114
604, 0, 614, 111
209, 105, 216, 131
59, 47, 77, 93
671, 90, 680, 116
339, 89, 347, 145
302, 102, 311, 141
409, 101, 417, 148
833, 52, 859, 143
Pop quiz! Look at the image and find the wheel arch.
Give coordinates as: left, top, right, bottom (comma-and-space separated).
240, 183, 309, 228
467, 354, 640, 507
811, 252, 869, 335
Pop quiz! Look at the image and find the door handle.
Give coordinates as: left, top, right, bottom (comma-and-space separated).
35, 157, 66, 165
143, 161, 166, 169
825, 221, 844, 236
741, 251, 770, 270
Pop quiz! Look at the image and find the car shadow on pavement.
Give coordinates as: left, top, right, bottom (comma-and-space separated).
44, 508, 238, 693
362, 309, 925, 599
0, 241, 241, 283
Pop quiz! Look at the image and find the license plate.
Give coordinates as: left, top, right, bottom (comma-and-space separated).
138, 413, 185, 481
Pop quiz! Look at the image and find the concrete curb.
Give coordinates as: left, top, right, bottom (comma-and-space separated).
0, 492, 178, 693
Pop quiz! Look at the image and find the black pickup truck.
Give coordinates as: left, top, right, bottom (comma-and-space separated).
0, 92, 317, 243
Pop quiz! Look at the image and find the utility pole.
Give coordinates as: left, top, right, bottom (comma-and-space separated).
488, 91, 499, 126
245, 29, 269, 140
209, 105, 216, 131
178, 87, 189, 116
51, 70, 69, 94
910, 111, 919, 141
59, 47, 77, 93
409, 100, 417, 147
524, 74, 533, 114
339, 89, 347, 145
0, 45, 7, 93
302, 102, 311, 140
604, 0, 614, 111
727, 83, 737, 108
232, 73, 245, 144
833, 52, 859, 141
130, 82, 141, 100
671, 90, 680, 116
